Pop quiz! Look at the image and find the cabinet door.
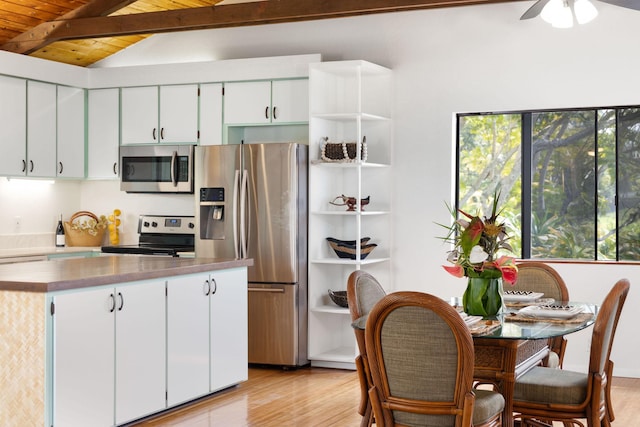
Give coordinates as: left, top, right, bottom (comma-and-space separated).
199, 83, 223, 145
272, 79, 309, 123
115, 280, 166, 425
121, 86, 158, 144
27, 81, 56, 177
167, 273, 210, 406
88, 88, 120, 179
159, 84, 199, 143
224, 81, 271, 125
0, 75, 27, 176
57, 86, 85, 178
53, 288, 115, 427
210, 268, 248, 392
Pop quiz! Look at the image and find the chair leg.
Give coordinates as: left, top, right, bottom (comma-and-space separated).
605, 360, 615, 423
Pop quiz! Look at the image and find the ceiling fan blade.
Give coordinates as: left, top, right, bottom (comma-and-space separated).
520, 0, 551, 19
597, 0, 640, 11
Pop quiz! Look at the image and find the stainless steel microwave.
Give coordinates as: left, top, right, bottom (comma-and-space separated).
120, 145, 194, 193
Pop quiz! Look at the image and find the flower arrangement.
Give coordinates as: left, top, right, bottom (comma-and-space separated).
439, 191, 518, 316
440, 192, 518, 284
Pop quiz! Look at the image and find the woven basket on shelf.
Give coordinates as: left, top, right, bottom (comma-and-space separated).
63, 211, 106, 247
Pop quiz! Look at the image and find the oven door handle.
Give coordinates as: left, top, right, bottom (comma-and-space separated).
170, 150, 178, 187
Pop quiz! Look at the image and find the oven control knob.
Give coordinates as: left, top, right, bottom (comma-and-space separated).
152, 221, 158, 227
143, 221, 150, 228
188, 222, 195, 229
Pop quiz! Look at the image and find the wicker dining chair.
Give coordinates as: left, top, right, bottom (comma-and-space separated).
512, 278, 630, 427
347, 270, 387, 427
514, 262, 570, 368
365, 291, 505, 427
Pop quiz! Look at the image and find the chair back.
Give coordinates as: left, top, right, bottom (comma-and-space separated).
513, 262, 569, 301
347, 271, 386, 353
589, 278, 630, 377
365, 291, 475, 427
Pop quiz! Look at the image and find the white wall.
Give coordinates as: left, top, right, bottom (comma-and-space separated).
2, 2, 640, 375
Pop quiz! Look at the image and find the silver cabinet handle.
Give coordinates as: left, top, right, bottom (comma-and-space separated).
109, 293, 116, 312
29, 160, 34, 173
113, 162, 118, 175
58, 162, 63, 174
22, 159, 26, 173
211, 278, 217, 295
203, 279, 211, 296
272, 106, 278, 120
265, 106, 269, 119
152, 128, 157, 140
117, 292, 124, 311
161, 127, 165, 140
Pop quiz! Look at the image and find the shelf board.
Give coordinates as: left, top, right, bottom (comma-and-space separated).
309, 346, 357, 364
311, 257, 391, 265
311, 304, 351, 314
311, 112, 390, 121
309, 160, 390, 168
311, 210, 389, 216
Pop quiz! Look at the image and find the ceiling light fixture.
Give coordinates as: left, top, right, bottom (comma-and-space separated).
540, 0, 598, 28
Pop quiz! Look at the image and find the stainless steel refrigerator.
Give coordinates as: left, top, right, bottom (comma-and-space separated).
195, 143, 308, 367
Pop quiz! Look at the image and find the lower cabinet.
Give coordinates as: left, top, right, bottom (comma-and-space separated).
52, 268, 248, 427
166, 268, 248, 406
53, 279, 166, 427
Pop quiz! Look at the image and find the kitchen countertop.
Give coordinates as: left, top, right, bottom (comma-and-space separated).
0, 255, 253, 293
0, 246, 101, 260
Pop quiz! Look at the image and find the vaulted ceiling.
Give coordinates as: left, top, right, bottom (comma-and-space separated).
0, 0, 513, 67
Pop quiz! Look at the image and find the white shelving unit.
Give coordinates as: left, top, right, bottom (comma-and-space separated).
307, 60, 393, 369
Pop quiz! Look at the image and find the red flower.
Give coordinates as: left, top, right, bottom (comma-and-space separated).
443, 264, 465, 278
493, 256, 518, 285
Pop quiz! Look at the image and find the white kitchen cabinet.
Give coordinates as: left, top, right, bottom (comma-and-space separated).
27, 81, 57, 177
210, 267, 248, 392
121, 84, 198, 144
57, 85, 86, 178
53, 287, 115, 427
167, 273, 210, 406
88, 88, 120, 179
199, 83, 223, 145
0, 75, 27, 176
115, 280, 167, 425
307, 61, 393, 369
52, 279, 166, 427
224, 79, 308, 125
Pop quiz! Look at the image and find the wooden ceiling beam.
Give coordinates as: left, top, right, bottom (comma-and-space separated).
1, 0, 139, 54
1, 0, 513, 54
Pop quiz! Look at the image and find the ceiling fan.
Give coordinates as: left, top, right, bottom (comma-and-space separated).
521, 0, 640, 27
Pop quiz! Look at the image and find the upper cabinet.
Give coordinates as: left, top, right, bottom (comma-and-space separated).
224, 79, 308, 125
199, 83, 223, 146
57, 86, 86, 179
27, 81, 57, 178
307, 60, 393, 369
0, 76, 27, 176
88, 88, 120, 179
121, 84, 199, 145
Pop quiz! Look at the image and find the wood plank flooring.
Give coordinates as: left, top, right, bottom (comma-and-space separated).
132, 367, 640, 426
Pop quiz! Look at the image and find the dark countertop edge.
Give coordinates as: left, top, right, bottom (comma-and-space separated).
0, 258, 253, 293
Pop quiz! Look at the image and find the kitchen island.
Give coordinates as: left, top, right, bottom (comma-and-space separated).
0, 255, 252, 427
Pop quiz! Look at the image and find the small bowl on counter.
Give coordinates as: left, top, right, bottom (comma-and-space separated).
328, 289, 349, 308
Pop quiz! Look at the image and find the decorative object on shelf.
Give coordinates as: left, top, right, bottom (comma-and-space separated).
328, 289, 349, 308
438, 190, 518, 316
107, 209, 122, 245
329, 194, 370, 211
320, 136, 367, 163
326, 237, 377, 260
63, 211, 108, 247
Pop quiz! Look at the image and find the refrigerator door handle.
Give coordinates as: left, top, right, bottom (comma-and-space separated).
233, 169, 240, 259
239, 169, 249, 259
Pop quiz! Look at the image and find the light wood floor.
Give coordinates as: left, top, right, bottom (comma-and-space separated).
132, 367, 640, 426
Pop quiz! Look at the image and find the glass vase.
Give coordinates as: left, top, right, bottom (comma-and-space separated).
462, 277, 504, 317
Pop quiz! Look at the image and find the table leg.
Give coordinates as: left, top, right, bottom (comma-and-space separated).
473, 339, 549, 427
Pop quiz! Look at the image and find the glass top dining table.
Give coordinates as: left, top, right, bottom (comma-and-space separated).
351, 300, 598, 427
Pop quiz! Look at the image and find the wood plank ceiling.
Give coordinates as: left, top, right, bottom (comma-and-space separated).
0, 0, 516, 67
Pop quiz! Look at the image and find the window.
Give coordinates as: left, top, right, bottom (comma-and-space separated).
457, 107, 640, 261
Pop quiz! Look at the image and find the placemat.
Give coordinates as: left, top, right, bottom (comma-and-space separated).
505, 298, 555, 309
504, 312, 593, 324
469, 320, 501, 335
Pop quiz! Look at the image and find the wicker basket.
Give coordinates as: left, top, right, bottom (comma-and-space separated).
320, 137, 368, 163
63, 211, 106, 247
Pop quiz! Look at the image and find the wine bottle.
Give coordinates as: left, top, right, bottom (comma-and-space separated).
56, 214, 65, 247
